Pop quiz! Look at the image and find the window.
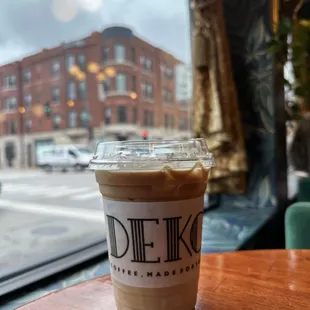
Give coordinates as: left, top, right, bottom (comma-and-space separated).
116, 73, 127, 92
103, 78, 110, 92
66, 55, 75, 71
24, 94, 32, 110
115, 44, 125, 63
141, 81, 153, 99
161, 63, 174, 80
52, 86, 60, 103
23, 70, 31, 84
162, 88, 173, 103
117, 105, 127, 123
143, 110, 154, 127
131, 76, 136, 92
80, 110, 90, 128
132, 106, 137, 124
67, 81, 76, 100
78, 81, 87, 100
3, 97, 17, 112
130, 48, 135, 63
25, 119, 32, 133
140, 56, 153, 73
3, 75, 16, 89
53, 114, 62, 129
51, 59, 60, 77
179, 117, 188, 131
77, 53, 86, 70
105, 107, 111, 125
4, 120, 17, 134
9, 120, 17, 134
68, 111, 77, 128
102, 47, 109, 62
3, 121, 8, 135
164, 114, 174, 129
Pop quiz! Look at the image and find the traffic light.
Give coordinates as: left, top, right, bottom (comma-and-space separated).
44, 102, 51, 118
142, 131, 148, 140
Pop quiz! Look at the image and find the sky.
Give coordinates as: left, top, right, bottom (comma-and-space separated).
0, 0, 191, 65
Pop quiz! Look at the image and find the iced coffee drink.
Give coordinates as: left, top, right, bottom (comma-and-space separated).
89, 139, 215, 310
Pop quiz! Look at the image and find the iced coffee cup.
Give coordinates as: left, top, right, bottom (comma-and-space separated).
89, 139, 215, 310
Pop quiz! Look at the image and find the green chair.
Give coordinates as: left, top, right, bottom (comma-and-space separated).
298, 177, 310, 202
285, 202, 310, 249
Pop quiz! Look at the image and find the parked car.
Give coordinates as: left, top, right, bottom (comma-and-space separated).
37, 144, 93, 172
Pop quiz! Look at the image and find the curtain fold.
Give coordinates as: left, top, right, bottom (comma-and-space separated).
192, 0, 248, 194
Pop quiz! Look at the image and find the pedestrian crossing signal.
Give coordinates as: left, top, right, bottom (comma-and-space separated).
44, 102, 51, 118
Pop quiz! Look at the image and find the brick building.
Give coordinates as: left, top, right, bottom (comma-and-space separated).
0, 26, 192, 168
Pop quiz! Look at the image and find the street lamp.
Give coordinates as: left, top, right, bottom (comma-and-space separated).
130, 92, 137, 100
67, 100, 75, 108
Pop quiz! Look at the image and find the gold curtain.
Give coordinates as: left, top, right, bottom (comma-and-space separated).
192, 0, 248, 194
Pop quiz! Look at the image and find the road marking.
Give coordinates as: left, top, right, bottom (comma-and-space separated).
72, 191, 101, 200
0, 199, 105, 222
0, 172, 43, 181
46, 187, 91, 198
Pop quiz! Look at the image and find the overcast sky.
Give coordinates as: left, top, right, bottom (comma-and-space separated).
0, 0, 191, 65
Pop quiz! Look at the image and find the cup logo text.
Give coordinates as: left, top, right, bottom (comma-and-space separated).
106, 211, 203, 264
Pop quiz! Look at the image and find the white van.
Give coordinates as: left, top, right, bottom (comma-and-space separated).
37, 144, 93, 172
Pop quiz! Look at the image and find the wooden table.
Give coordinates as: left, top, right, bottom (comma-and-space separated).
18, 250, 310, 309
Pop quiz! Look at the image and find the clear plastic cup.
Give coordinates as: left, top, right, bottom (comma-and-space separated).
89, 138, 215, 310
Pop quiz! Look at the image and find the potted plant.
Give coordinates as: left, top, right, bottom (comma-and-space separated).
269, 6, 310, 177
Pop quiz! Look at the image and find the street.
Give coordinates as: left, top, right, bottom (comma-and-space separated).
0, 169, 103, 212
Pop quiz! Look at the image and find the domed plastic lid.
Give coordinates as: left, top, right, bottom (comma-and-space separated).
89, 138, 215, 171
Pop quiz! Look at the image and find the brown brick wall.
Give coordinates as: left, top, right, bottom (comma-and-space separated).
0, 27, 189, 138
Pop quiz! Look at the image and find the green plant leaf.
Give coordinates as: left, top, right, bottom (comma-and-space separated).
295, 85, 308, 97
278, 17, 292, 35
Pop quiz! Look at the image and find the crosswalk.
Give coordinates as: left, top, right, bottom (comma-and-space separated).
2, 183, 102, 201
0, 171, 44, 181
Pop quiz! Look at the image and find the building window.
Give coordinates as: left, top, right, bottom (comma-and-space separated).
165, 114, 174, 129
140, 56, 153, 73
25, 119, 32, 133
116, 73, 127, 92
3, 121, 8, 135
80, 110, 90, 128
9, 120, 17, 134
179, 117, 188, 131
103, 78, 110, 92
131, 76, 136, 92
102, 47, 109, 62
132, 106, 137, 124
51, 59, 60, 77
66, 55, 75, 71
115, 44, 125, 63
67, 81, 76, 100
3, 75, 16, 89
68, 111, 77, 128
5, 120, 17, 134
117, 105, 127, 123
78, 81, 87, 100
53, 114, 62, 130
24, 94, 32, 110
141, 81, 154, 99
162, 88, 173, 103
130, 48, 135, 63
3, 97, 17, 112
52, 86, 60, 103
143, 110, 154, 127
23, 70, 31, 84
105, 107, 111, 125
161, 64, 174, 80
77, 53, 86, 70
